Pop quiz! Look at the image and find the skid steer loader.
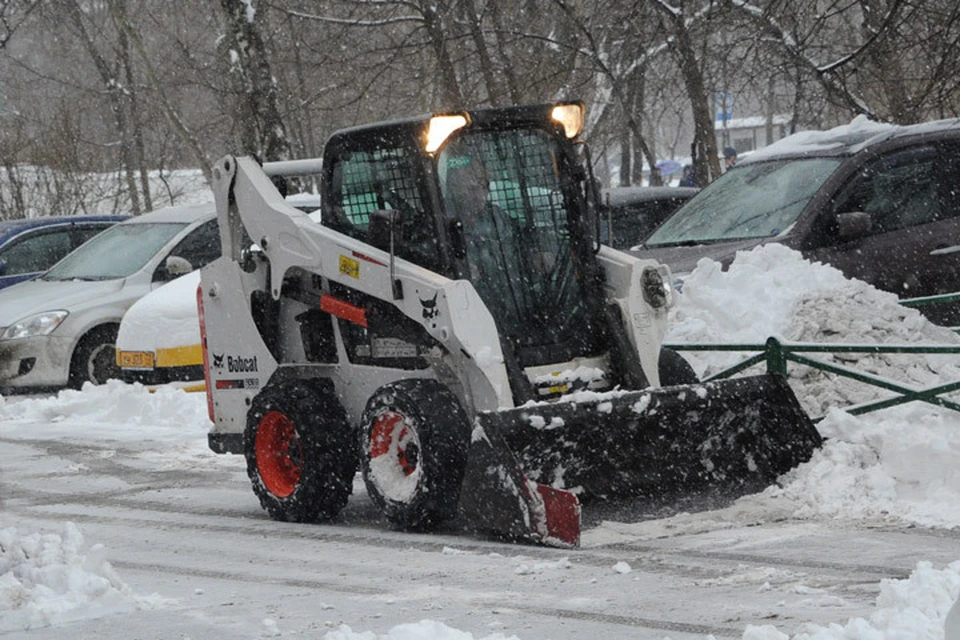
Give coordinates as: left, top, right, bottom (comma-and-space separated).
199, 101, 821, 547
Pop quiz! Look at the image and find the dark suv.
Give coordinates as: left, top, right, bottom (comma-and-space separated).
600, 186, 698, 250
634, 118, 960, 325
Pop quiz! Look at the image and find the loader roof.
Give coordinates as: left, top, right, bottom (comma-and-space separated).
325, 102, 578, 150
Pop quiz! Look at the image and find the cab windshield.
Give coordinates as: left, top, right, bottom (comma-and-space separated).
43, 222, 187, 281
437, 128, 599, 363
645, 157, 842, 246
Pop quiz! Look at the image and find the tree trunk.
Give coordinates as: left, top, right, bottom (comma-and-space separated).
655, 4, 720, 186
64, 0, 142, 215
461, 0, 503, 105
420, 2, 464, 109
110, 0, 152, 211
220, 0, 292, 162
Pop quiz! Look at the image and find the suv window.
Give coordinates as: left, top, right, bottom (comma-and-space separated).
0, 228, 73, 275
834, 146, 941, 234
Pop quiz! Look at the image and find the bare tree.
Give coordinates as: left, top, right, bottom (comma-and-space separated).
220, 0, 292, 161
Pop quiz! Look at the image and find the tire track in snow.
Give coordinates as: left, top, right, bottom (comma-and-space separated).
8, 492, 922, 582
108, 559, 744, 638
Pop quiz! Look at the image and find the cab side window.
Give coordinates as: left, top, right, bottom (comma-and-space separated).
835, 146, 941, 234
325, 146, 440, 270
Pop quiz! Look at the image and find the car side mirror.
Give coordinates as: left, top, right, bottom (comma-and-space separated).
165, 255, 194, 277
0, 258, 6, 277
837, 211, 872, 239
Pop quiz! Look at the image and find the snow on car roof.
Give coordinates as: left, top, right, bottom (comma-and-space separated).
744, 114, 960, 163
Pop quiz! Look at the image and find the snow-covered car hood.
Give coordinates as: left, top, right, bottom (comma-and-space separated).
116, 270, 201, 352
0, 278, 130, 326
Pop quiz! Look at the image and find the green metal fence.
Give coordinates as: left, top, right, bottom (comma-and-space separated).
900, 292, 960, 333
664, 337, 960, 421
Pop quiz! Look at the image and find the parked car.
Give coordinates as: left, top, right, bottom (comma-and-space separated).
0, 215, 127, 290
600, 186, 698, 250
634, 117, 960, 326
115, 195, 322, 387
0, 204, 218, 392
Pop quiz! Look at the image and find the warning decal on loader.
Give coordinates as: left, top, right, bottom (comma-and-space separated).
339, 255, 360, 279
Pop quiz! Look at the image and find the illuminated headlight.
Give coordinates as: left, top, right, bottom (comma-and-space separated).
425, 113, 469, 153
1, 311, 69, 340
641, 267, 670, 309
551, 102, 585, 138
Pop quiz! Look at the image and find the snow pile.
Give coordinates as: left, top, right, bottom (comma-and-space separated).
0, 523, 163, 632
667, 243, 960, 416
776, 405, 960, 528
744, 561, 960, 639
655, 245, 960, 531
0, 380, 210, 445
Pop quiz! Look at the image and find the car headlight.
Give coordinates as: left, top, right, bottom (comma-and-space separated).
1, 310, 69, 340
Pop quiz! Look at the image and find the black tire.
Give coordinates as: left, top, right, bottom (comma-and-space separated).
658, 347, 699, 386
69, 325, 121, 389
360, 379, 472, 531
245, 379, 357, 523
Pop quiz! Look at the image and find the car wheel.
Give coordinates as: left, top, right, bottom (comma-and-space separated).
245, 379, 357, 523
69, 325, 122, 389
360, 379, 472, 531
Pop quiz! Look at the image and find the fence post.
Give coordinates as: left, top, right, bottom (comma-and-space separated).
765, 336, 787, 376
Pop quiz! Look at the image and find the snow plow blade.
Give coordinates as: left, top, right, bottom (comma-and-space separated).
459, 374, 821, 547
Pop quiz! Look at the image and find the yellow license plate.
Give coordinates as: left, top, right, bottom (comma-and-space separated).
118, 350, 156, 369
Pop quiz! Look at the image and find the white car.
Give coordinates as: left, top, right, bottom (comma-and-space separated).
115, 269, 204, 387
115, 195, 321, 387
0, 204, 218, 392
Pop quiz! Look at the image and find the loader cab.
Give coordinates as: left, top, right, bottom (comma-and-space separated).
319, 102, 608, 373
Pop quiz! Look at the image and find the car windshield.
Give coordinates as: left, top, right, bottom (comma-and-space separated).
644, 157, 842, 246
42, 222, 188, 281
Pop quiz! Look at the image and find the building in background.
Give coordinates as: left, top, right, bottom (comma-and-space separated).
717, 114, 792, 156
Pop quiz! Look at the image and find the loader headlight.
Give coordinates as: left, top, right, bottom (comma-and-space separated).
551, 102, 585, 139
1, 310, 69, 340
425, 113, 469, 153
641, 267, 668, 309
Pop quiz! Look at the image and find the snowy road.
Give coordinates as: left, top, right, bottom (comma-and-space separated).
4, 247, 960, 638
1, 386, 958, 639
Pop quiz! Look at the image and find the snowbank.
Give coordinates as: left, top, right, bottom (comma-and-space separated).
0, 523, 166, 632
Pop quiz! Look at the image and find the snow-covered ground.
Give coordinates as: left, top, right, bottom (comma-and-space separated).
2, 245, 960, 639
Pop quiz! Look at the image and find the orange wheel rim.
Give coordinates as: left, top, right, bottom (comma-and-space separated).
370, 411, 419, 476
256, 410, 302, 497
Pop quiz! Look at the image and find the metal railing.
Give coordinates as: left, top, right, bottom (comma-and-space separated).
899, 291, 960, 333
665, 337, 960, 420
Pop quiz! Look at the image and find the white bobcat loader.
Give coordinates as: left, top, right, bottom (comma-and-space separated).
199, 102, 820, 547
